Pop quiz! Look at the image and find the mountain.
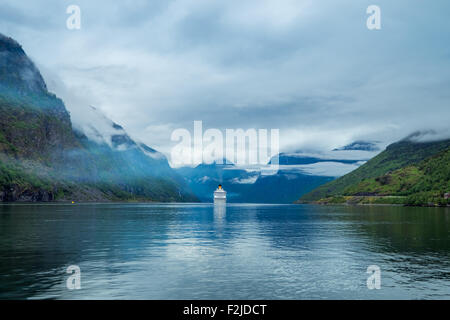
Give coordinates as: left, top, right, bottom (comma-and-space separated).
333, 141, 380, 152
299, 137, 450, 206
244, 152, 371, 203
176, 160, 258, 202
177, 151, 366, 203
0, 34, 77, 160
270, 153, 360, 165
239, 169, 333, 203
67, 107, 197, 202
0, 33, 197, 202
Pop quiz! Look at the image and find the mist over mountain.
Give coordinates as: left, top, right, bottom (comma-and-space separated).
0, 34, 197, 202
0, 34, 47, 95
333, 141, 380, 152
1, 33, 447, 206
177, 148, 372, 203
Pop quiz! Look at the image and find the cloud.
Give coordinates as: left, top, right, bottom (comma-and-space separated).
277, 162, 365, 177
231, 175, 259, 184
1, 0, 449, 164
404, 129, 450, 143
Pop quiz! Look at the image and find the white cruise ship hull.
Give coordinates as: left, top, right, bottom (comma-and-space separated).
214, 190, 226, 204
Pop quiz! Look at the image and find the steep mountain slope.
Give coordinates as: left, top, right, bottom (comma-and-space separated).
341, 148, 450, 206
299, 137, 450, 206
0, 34, 78, 160
67, 108, 197, 201
0, 33, 197, 202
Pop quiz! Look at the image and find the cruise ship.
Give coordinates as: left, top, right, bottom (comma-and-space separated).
213, 184, 226, 204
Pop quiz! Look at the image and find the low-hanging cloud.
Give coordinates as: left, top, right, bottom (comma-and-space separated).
1, 0, 449, 161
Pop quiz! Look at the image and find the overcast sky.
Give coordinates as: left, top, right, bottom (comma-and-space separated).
1, 0, 449, 159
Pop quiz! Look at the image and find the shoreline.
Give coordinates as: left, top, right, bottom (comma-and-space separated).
296, 201, 450, 208
0, 201, 448, 208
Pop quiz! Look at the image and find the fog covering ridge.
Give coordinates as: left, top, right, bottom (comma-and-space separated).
0, 33, 197, 202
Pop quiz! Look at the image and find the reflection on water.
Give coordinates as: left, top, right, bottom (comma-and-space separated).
213, 203, 226, 231
0, 203, 448, 299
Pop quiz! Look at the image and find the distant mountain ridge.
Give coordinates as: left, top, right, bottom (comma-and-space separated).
0, 33, 197, 202
176, 161, 257, 202
333, 141, 380, 152
271, 153, 360, 165
177, 151, 366, 203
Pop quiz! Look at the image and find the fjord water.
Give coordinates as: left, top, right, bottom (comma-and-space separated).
0, 203, 448, 299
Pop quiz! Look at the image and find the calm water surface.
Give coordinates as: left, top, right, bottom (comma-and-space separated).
0, 203, 449, 299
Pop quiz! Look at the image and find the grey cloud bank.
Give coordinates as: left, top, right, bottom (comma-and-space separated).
1, 0, 449, 161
